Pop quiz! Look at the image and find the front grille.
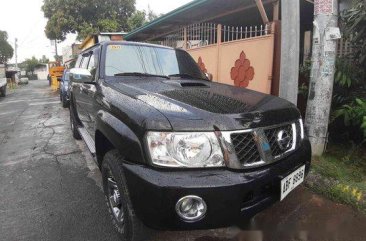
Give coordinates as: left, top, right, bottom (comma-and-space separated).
229, 122, 299, 168
231, 132, 261, 165
265, 124, 294, 158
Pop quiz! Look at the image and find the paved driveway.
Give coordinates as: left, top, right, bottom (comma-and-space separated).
0, 80, 365, 241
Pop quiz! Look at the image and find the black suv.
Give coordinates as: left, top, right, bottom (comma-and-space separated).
69, 41, 311, 241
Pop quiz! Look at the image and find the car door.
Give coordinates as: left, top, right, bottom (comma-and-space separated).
78, 48, 99, 138
72, 53, 90, 127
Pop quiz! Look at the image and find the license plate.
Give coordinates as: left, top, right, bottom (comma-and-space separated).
280, 165, 305, 201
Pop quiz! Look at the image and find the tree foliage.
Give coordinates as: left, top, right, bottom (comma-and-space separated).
0, 30, 14, 64
328, 0, 366, 143
40, 55, 49, 64
335, 98, 366, 139
22, 56, 40, 75
127, 7, 161, 31
127, 10, 147, 31
146, 6, 160, 22
342, 0, 366, 72
42, 0, 136, 40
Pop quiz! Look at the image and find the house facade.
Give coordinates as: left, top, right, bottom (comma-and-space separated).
124, 0, 314, 96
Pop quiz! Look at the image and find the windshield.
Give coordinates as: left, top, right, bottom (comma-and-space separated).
105, 44, 206, 80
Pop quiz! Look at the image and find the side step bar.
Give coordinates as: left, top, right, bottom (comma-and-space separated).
78, 127, 96, 155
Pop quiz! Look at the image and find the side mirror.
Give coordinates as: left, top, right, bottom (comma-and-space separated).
69, 68, 93, 83
205, 73, 213, 81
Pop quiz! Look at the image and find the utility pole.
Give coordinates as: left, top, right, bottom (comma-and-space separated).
15, 38, 18, 69
279, 0, 300, 105
305, 0, 340, 156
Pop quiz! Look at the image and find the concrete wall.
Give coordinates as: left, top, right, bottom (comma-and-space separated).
34, 66, 48, 80
188, 34, 275, 94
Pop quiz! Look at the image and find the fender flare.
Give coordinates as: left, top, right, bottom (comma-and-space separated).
95, 110, 146, 165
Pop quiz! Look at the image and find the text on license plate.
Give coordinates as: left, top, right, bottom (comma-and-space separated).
280, 165, 305, 201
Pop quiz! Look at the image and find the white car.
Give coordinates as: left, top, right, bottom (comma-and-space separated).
0, 78, 6, 97
0, 64, 7, 97
19, 77, 29, 85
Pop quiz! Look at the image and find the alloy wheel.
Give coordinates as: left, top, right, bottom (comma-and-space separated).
106, 172, 125, 224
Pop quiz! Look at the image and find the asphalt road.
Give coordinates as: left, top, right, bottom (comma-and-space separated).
1, 80, 365, 241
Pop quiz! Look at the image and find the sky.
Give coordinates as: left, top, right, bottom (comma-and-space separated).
0, 0, 192, 63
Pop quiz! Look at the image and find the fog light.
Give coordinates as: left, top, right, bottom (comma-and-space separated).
175, 195, 207, 222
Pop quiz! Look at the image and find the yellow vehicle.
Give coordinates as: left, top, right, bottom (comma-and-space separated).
48, 62, 64, 90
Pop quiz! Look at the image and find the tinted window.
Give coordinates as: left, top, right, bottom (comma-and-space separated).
105, 44, 205, 79
88, 51, 99, 79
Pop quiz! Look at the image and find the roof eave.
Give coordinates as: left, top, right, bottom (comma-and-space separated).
124, 0, 209, 40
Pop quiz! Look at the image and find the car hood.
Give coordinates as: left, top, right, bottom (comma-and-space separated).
107, 78, 300, 131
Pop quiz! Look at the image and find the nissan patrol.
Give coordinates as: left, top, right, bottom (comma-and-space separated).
69, 41, 311, 241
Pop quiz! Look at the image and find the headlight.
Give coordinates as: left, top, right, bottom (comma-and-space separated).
146, 132, 224, 168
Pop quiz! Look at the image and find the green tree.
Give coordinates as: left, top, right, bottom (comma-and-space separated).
328, 0, 366, 143
23, 56, 40, 75
146, 6, 160, 22
127, 10, 147, 31
39, 55, 49, 64
127, 7, 161, 31
342, 0, 366, 73
0, 30, 14, 64
42, 0, 135, 40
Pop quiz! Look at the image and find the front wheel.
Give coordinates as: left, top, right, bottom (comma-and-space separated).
62, 95, 69, 108
102, 150, 149, 241
69, 110, 81, 140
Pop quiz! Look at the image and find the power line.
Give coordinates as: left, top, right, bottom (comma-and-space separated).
18, 18, 44, 47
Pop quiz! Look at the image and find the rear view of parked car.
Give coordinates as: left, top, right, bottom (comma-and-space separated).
59, 69, 70, 108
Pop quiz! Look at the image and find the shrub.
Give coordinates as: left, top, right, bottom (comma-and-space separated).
334, 98, 366, 140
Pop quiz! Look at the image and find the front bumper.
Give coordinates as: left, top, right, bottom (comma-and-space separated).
123, 139, 311, 230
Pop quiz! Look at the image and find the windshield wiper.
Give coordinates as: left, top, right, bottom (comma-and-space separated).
168, 73, 207, 81
114, 72, 170, 79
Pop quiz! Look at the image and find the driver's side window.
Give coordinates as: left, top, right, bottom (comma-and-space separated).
88, 51, 98, 80
80, 54, 90, 69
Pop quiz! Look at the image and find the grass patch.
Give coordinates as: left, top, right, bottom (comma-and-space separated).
307, 143, 366, 212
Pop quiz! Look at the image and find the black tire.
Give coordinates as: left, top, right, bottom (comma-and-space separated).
0, 86, 6, 97
102, 150, 149, 241
70, 110, 81, 140
62, 95, 69, 108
